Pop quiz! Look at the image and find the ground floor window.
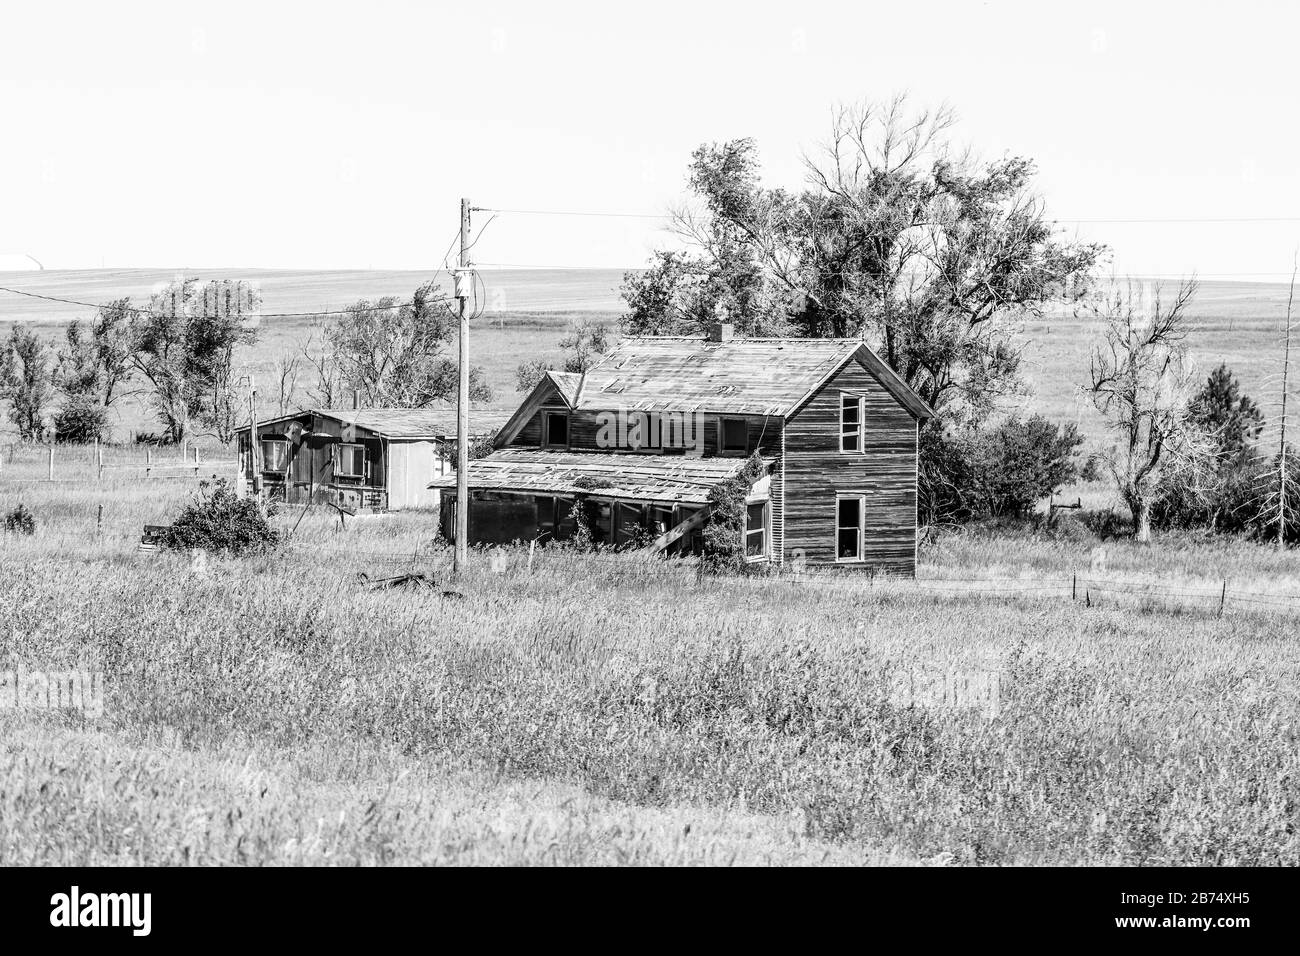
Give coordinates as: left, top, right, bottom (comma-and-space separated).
836, 494, 865, 561
261, 438, 290, 472
745, 499, 768, 559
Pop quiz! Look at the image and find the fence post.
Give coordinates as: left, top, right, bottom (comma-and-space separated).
97, 441, 104, 481
96, 504, 103, 539
48, 443, 54, 481
146, 445, 152, 479
1072, 573, 1077, 601
1218, 580, 1227, 618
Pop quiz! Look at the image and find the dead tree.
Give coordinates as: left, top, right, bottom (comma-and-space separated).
1084, 277, 1205, 542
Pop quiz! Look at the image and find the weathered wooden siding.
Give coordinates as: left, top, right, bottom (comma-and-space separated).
510, 408, 782, 458
782, 358, 919, 575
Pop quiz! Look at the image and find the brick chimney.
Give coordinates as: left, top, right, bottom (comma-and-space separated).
706, 322, 734, 343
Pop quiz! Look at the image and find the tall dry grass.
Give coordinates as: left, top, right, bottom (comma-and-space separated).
2, 476, 1298, 865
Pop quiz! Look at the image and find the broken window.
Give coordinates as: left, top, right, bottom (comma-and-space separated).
649, 505, 674, 537
544, 411, 569, 448
334, 442, 365, 479
836, 495, 864, 561
720, 417, 748, 454
840, 393, 864, 453
745, 500, 768, 558
261, 438, 290, 472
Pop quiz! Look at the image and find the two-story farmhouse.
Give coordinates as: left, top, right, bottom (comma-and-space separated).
432, 324, 935, 574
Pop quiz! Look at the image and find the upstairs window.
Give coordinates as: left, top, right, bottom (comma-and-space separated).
840, 393, 864, 453
544, 410, 569, 448
720, 417, 748, 454
261, 438, 290, 473
335, 442, 365, 479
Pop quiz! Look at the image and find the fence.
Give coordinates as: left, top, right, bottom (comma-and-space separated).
273, 533, 1300, 618
0, 440, 236, 483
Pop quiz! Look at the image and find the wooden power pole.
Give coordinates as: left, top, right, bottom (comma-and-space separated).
454, 197, 471, 572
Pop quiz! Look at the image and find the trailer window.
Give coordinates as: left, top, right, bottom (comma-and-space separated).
335, 442, 365, 478
261, 439, 290, 472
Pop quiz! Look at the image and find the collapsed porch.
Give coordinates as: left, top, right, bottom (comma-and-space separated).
430, 448, 775, 556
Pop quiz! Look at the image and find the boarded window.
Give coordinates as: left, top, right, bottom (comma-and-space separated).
721, 417, 748, 453
840, 394, 864, 453
261, 439, 290, 472
836, 495, 864, 560
745, 501, 768, 558
544, 411, 569, 447
335, 442, 365, 479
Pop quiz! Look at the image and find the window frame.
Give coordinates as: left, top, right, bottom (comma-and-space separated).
744, 497, 769, 562
835, 493, 866, 563
839, 392, 865, 454
719, 416, 749, 456
260, 438, 290, 474
334, 441, 366, 480
542, 408, 570, 449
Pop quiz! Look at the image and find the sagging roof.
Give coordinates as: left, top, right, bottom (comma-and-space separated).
238, 406, 511, 440
428, 448, 774, 505
569, 336, 934, 419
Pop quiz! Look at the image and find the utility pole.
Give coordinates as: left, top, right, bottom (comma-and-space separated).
1279, 257, 1297, 549
454, 197, 471, 573
247, 374, 259, 504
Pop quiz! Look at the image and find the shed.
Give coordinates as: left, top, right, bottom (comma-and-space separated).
236, 406, 508, 511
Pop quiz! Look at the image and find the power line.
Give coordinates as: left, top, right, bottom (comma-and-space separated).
0, 284, 447, 318
477, 207, 672, 220
479, 206, 1300, 225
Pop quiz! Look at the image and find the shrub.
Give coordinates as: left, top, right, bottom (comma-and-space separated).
3, 503, 35, 535
164, 478, 280, 556
920, 416, 1086, 523
701, 454, 766, 574
1082, 508, 1130, 540
53, 395, 110, 443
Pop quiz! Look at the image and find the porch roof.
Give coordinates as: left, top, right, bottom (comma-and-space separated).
428, 448, 773, 505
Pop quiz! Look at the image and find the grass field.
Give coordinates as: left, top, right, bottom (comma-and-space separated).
1, 461, 1298, 866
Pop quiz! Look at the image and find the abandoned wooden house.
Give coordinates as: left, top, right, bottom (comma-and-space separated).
236, 406, 506, 512
431, 325, 935, 574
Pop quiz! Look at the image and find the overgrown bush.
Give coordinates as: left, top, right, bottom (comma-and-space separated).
701, 454, 766, 574
3, 503, 35, 535
53, 395, 110, 443
164, 478, 279, 556
920, 416, 1087, 524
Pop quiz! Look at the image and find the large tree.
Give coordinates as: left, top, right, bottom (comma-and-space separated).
55, 298, 135, 409
317, 281, 492, 407
0, 325, 55, 440
623, 97, 1104, 416
131, 278, 260, 443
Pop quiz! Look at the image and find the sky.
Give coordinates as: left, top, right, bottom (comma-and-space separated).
1, 0, 1298, 279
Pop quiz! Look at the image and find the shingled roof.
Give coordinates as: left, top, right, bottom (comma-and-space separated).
569, 336, 933, 418
429, 448, 774, 505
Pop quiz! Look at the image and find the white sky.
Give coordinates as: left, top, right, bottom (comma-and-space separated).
2, 0, 1298, 278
